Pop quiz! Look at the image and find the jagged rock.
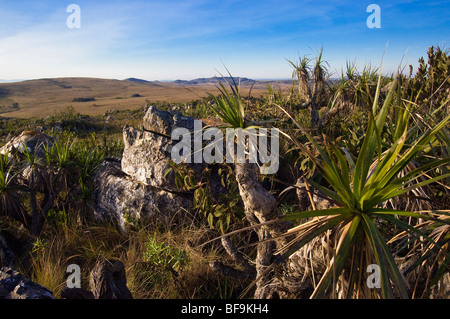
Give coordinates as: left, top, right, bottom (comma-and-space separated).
89, 259, 132, 299
0, 130, 53, 158
93, 106, 204, 230
93, 158, 191, 231
143, 105, 196, 136
122, 106, 204, 190
121, 125, 175, 189
0, 267, 55, 299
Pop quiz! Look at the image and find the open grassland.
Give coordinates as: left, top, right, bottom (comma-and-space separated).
0, 77, 290, 119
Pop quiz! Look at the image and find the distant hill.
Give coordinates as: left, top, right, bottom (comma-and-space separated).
0, 77, 291, 119
125, 78, 154, 84
173, 77, 256, 86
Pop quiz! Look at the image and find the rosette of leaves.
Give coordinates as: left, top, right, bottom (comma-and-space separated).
276, 65, 450, 298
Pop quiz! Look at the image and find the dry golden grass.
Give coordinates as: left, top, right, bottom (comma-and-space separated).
0, 77, 290, 119
15, 206, 246, 299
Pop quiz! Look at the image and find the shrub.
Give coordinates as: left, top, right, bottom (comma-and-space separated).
72, 97, 95, 102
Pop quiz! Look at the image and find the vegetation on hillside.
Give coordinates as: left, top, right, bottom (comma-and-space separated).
0, 46, 449, 299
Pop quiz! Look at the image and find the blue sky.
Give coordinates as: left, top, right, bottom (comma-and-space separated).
0, 0, 448, 81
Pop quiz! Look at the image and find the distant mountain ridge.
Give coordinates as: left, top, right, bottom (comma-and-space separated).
125, 78, 154, 84
125, 76, 259, 86
5, 76, 289, 86
173, 77, 256, 85
0, 76, 292, 118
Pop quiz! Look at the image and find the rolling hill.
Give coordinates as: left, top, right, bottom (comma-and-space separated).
0, 77, 290, 119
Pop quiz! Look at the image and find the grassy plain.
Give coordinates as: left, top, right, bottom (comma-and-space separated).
0, 77, 290, 118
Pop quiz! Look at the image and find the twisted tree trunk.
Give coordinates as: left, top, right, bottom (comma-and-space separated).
234, 163, 284, 298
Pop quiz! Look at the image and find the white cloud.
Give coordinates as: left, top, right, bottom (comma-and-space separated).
0, 3, 128, 79
0, 1, 444, 80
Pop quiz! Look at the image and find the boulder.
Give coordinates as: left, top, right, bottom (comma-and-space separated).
121, 125, 175, 189
143, 105, 196, 136
89, 259, 132, 299
0, 130, 53, 158
0, 267, 55, 299
93, 158, 191, 231
94, 106, 207, 230
122, 106, 205, 190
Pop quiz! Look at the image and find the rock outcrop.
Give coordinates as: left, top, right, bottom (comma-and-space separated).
121, 106, 204, 190
61, 259, 133, 299
0, 267, 55, 299
121, 125, 175, 189
0, 130, 53, 158
93, 106, 199, 231
143, 105, 197, 136
89, 259, 133, 299
93, 158, 191, 231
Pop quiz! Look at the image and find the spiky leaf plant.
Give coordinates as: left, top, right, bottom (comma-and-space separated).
209, 70, 253, 129
276, 64, 450, 298
208, 70, 283, 298
287, 55, 311, 103
286, 47, 331, 129
387, 213, 449, 298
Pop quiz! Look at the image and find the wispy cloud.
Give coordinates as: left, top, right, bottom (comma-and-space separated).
0, 2, 128, 78
0, 1, 448, 80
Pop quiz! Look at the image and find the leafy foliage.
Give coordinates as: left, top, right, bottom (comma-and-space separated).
406, 46, 450, 116
0, 46, 448, 299
143, 233, 189, 271
209, 71, 249, 129
168, 161, 244, 234
277, 65, 450, 298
